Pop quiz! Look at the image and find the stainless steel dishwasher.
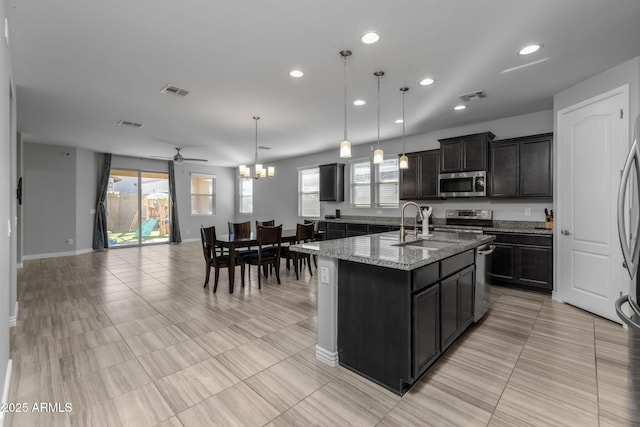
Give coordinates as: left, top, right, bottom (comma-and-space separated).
474, 244, 494, 322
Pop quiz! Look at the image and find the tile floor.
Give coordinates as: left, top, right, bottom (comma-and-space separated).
5, 242, 640, 426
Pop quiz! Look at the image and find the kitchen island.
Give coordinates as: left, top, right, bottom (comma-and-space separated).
290, 230, 494, 395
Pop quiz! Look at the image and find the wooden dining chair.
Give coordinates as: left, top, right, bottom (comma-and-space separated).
304, 219, 319, 268
228, 221, 252, 237
281, 222, 315, 280
201, 226, 245, 292
241, 225, 282, 289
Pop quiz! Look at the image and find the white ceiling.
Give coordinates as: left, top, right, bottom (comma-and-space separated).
9, 0, 640, 166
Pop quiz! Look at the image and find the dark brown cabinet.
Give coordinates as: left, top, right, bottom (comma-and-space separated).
319, 163, 345, 202
440, 265, 475, 351
489, 133, 553, 198
399, 149, 440, 200
439, 132, 495, 173
337, 249, 475, 395
487, 232, 553, 293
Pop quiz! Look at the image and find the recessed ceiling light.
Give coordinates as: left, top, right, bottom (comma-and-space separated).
289, 69, 304, 78
353, 99, 366, 106
454, 105, 466, 111
395, 119, 404, 124
361, 32, 380, 44
518, 44, 541, 55
419, 78, 435, 86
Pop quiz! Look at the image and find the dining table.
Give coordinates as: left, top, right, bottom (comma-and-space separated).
216, 228, 324, 293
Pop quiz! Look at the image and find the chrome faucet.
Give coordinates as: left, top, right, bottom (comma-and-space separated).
399, 201, 424, 243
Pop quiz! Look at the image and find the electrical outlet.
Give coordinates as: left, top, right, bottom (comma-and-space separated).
524, 208, 532, 216
67, 238, 74, 245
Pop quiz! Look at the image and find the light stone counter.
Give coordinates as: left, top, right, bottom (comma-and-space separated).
290, 230, 494, 271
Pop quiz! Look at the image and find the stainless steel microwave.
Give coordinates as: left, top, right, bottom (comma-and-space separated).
438, 170, 486, 197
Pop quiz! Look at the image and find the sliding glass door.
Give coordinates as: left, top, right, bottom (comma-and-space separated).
106, 169, 170, 246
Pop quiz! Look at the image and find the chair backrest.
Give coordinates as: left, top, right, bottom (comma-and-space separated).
296, 222, 315, 243
200, 226, 217, 262
256, 219, 275, 229
304, 219, 318, 232
228, 221, 251, 238
257, 225, 282, 250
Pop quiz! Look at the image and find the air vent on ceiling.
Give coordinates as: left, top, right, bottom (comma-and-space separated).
118, 120, 144, 128
257, 146, 271, 150
458, 90, 487, 102
161, 84, 190, 97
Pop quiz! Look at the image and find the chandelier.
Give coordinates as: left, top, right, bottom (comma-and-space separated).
239, 116, 275, 179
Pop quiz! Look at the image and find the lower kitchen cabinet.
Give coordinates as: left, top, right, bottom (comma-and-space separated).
337, 250, 475, 395
319, 221, 393, 240
440, 265, 474, 351
413, 284, 439, 374
487, 232, 553, 293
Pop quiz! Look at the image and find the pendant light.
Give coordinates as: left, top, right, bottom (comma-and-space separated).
373, 71, 385, 164
399, 87, 409, 169
239, 116, 275, 179
339, 50, 352, 158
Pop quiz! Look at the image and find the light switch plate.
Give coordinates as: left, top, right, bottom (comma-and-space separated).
524, 207, 532, 216
320, 267, 330, 284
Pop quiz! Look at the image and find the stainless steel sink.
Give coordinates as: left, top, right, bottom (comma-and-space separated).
392, 239, 457, 250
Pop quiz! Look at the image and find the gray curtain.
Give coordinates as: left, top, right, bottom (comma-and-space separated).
92, 153, 112, 250
168, 161, 182, 243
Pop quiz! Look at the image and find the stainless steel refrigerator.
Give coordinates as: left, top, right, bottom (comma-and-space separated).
616, 113, 640, 418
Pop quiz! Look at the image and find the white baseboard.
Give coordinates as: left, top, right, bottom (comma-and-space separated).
316, 345, 339, 367
0, 359, 13, 427
181, 237, 200, 243
9, 302, 17, 328
22, 248, 95, 260
16, 262, 22, 269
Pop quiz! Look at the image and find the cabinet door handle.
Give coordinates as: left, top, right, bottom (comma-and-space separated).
561, 229, 571, 235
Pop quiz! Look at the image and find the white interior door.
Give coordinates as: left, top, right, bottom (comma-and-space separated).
557, 85, 629, 323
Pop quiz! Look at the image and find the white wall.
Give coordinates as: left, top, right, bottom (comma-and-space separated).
247, 110, 554, 228
1, 0, 13, 420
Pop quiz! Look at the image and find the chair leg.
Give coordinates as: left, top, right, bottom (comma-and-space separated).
204, 265, 211, 288
213, 266, 220, 293
294, 255, 299, 280
313, 255, 318, 269
258, 265, 262, 289
275, 260, 281, 284
241, 263, 245, 287
307, 255, 313, 276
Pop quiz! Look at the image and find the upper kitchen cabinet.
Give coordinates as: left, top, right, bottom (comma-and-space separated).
489, 133, 553, 198
319, 163, 345, 202
399, 149, 440, 200
439, 132, 495, 173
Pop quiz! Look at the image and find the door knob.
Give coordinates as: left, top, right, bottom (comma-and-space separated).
561, 229, 571, 235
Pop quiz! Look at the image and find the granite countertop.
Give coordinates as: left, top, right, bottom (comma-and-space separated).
317, 216, 553, 235
290, 231, 495, 271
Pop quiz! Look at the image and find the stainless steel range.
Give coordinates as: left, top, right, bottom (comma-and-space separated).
433, 209, 493, 234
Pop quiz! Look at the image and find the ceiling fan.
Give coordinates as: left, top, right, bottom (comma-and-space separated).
151, 147, 208, 164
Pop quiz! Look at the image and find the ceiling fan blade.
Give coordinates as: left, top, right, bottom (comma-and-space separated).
182, 158, 208, 162
150, 155, 172, 160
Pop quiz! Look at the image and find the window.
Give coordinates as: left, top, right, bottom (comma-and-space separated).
375, 157, 399, 207
239, 178, 253, 214
298, 167, 320, 217
191, 174, 215, 215
350, 159, 371, 207
350, 156, 399, 207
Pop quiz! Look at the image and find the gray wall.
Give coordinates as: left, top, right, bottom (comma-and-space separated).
173, 162, 236, 242
245, 110, 554, 228
23, 143, 78, 257
1, 0, 12, 416
75, 148, 98, 252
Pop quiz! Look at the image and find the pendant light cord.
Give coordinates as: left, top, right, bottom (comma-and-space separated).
374, 71, 384, 150
343, 54, 348, 142
254, 116, 259, 166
